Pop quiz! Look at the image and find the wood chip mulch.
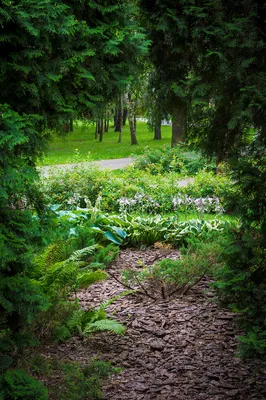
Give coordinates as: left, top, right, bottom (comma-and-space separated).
42, 248, 266, 400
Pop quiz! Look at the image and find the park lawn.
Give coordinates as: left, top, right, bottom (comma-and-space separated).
38, 121, 172, 166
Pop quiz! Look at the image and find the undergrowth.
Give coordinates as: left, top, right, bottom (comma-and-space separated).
30, 355, 120, 400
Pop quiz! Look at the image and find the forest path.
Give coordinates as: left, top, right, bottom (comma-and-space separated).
38, 157, 133, 176
42, 248, 266, 400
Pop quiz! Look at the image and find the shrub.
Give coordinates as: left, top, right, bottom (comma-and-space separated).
133, 145, 216, 175
213, 145, 266, 358
122, 233, 228, 300
0, 369, 48, 400
40, 167, 230, 215
30, 356, 120, 400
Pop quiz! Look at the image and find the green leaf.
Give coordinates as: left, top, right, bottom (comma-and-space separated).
104, 231, 123, 245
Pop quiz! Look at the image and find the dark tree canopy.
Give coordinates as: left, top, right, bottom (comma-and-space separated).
0, 0, 147, 375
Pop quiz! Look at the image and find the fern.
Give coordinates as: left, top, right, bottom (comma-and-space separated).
98, 290, 134, 312
41, 262, 78, 293
67, 244, 99, 263
75, 270, 107, 289
84, 319, 126, 336
52, 325, 72, 343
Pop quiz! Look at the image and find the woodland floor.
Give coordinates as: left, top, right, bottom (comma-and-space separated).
42, 248, 266, 400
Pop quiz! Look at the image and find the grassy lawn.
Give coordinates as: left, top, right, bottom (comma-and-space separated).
38, 121, 172, 166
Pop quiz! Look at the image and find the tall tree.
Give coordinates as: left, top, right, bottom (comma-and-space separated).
139, 0, 196, 146
0, 0, 148, 386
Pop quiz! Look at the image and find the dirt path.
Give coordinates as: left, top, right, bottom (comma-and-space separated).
39, 158, 195, 187
38, 157, 133, 176
42, 248, 266, 399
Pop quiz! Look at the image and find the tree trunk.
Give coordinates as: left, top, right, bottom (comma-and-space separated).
69, 118, 74, 132
118, 94, 123, 143
171, 105, 186, 147
123, 108, 128, 125
127, 93, 138, 145
154, 118, 161, 140
99, 117, 104, 142
95, 119, 99, 139
216, 156, 223, 174
114, 108, 121, 132
104, 118, 109, 133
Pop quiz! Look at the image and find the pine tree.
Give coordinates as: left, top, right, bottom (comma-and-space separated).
0, 0, 148, 382
139, 0, 197, 146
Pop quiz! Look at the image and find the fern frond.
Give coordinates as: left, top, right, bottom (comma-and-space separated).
76, 270, 107, 289
84, 319, 126, 335
98, 290, 134, 311
68, 244, 99, 263
41, 262, 78, 292
35, 241, 71, 273
53, 324, 72, 342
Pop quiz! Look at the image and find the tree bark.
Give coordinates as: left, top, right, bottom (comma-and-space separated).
114, 108, 121, 132
69, 118, 74, 132
99, 117, 104, 142
104, 118, 109, 132
118, 94, 123, 142
154, 118, 161, 140
123, 108, 128, 125
127, 93, 138, 145
95, 119, 99, 139
171, 105, 186, 147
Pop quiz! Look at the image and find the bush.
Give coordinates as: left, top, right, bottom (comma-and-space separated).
30, 356, 120, 400
40, 166, 231, 215
133, 145, 216, 175
122, 233, 228, 300
0, 369, 48, 400
92, 213, 231, 247
214, 145, 266, 358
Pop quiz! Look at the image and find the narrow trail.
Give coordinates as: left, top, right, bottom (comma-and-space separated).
38, 157, 133, 176
42, 248, 266, 400
39, 158, 195, 186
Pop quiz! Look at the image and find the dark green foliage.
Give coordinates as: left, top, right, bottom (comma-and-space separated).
0, 0, 148, 383
214, 145, 266, 357
139, 0, 196, 143
0, 369, 48, 400
30, 357, 120, 400
139, 0, 266, 358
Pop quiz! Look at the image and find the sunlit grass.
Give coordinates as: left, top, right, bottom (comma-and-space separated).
38, 121, 172, 166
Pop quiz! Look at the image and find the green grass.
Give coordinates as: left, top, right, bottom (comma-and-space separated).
38, 121, 172, 166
